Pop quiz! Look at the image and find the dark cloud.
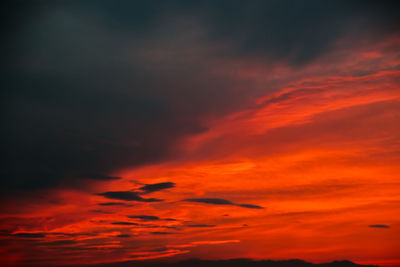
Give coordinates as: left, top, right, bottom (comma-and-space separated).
116, 234, 131, 238
110, 222, 139, 226
139, 182, 175, 194
237, 204, 264, 210
127, 215, 161, 221
204, 1, 399, 65
13, 232, 46, 238
184, 198, 264, 209
97, 191, 162, 202
368, 224, 390, 228
1, 0, 399, 197
164, 218, 178, 221
7, 231, 101, 241
89, 209, 112, 214
150, 232, 175, 235
185, 198, 234, 205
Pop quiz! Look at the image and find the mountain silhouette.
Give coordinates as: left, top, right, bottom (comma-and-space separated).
66, 258, 378, 267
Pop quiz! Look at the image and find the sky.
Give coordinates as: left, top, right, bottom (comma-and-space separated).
1, 1, 399, 266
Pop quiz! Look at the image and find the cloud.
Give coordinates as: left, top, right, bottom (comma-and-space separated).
126, 215, 178, 222
116, 234, 131, 238
185, 198, 234, 205
89, 209, 112, 214
368, 224, 390, 228
127, 215, 161, 221
110, 222, 139, 226
140, 182, 176, 194
2, 0, 398, 197
237, 204, 264, 209
151, 232, 175, 235
97, 191, 162, 202
184, 198, 264, 209
13, 232, 46, 238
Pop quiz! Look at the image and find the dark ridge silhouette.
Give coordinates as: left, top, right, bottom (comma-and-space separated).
61, 258, 379, 267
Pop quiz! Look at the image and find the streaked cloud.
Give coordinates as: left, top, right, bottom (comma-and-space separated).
184, 198, 264, 209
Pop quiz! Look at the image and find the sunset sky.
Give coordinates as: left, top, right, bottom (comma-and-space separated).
1, 1, 399, 266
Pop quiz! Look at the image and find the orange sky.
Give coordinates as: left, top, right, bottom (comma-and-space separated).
1, 35, 399, 267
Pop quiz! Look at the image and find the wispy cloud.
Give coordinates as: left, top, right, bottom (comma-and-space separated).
97, 191, 162, 202
368, 224, 390, 228
140, 182, 176, 194
184, 198, 263, 209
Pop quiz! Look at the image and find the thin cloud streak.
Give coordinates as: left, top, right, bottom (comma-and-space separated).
184, 198, 264, 209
